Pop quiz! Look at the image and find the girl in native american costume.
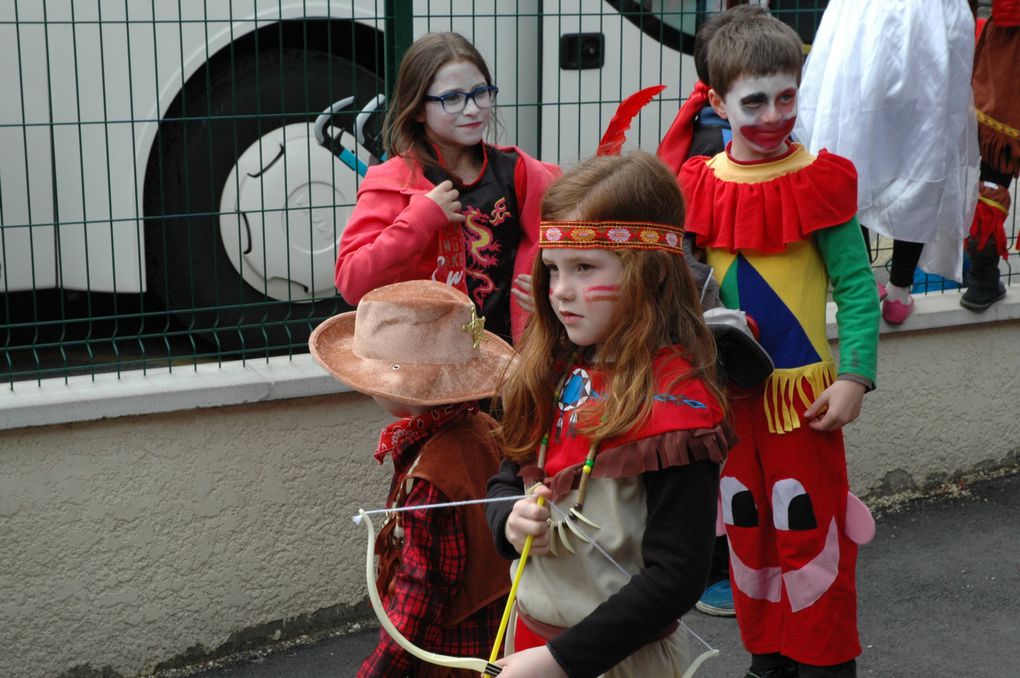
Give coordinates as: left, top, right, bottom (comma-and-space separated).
487, 151, 732, 677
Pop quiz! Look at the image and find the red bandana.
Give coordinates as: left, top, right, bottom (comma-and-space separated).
374, 402, 478, 464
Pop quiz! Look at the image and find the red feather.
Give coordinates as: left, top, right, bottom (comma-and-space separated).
596, 84, 667, 156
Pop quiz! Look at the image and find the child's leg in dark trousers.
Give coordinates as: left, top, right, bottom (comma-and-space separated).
723, 390, 863, 671
888, 239, 924, 289
709, 534, 730, 581
882, 237, 924, 323
962, 163, 1011, 310
859, 224, 924, 289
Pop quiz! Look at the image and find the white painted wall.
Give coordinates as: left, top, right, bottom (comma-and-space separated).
840, 303, 1020, 496
0, 290, 1018, 677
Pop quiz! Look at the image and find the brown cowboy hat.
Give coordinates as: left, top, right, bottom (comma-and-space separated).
309, 280, 516, 406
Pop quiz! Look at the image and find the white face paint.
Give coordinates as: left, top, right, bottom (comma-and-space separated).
716, 72, 798, 161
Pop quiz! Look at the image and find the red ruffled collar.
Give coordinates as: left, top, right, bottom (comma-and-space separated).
679, 146, 858, 253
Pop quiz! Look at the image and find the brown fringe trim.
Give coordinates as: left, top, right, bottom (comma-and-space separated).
978, 113, 1020, 179
520, 423, 736, 501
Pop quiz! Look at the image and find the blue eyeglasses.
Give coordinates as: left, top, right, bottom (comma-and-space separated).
424, 85, 499, 113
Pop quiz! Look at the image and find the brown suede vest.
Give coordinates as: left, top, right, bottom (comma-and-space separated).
376, 411, 509, 627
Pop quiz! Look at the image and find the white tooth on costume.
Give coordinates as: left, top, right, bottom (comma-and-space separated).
556, 522, 575, 554
569, 509, 600, 530
783, 517, 840, 612
729, 543, 782, 602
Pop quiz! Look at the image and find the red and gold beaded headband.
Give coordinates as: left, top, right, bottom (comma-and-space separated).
539, 220, 684, 255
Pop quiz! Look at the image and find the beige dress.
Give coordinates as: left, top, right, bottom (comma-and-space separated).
507, 477, 692, 677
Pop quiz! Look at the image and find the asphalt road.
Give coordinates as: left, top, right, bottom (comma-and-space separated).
189, 472, 1020, 677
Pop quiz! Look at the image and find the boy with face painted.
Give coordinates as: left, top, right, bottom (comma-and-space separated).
677, 14, 880, 678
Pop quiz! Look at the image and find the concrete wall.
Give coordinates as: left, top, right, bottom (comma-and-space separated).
1, 292, 1018, 677
842, 315, 1020, 497
0, 392, 390, 678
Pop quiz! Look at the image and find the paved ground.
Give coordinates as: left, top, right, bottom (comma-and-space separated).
189, 472, 1020, 677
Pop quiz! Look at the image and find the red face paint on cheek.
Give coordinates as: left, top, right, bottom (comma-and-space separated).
583, 285, 620, 302
740, 116, 796, 150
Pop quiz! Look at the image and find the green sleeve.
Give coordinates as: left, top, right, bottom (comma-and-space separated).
813, 216, 880, 386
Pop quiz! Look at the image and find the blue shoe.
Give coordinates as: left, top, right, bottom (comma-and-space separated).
696, 579, 735, 617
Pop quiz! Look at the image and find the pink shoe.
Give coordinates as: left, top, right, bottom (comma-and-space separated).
882, 296, 914, 324
877, 281, 888, 301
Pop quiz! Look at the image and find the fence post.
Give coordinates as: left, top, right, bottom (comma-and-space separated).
384, 0, 415, 99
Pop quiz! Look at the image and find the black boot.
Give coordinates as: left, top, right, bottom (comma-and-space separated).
961, 237, 1006, 311
798, 659, 856, 677
745, 653, 799, 677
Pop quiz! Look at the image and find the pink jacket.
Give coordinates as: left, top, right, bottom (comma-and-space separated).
335, 145, 559, 342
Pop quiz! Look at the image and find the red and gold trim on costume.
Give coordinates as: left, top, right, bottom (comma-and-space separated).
969, 187, 1013, 260
539, 220, 685, 255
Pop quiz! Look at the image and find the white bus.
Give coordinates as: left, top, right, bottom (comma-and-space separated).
0, 0, 817, 355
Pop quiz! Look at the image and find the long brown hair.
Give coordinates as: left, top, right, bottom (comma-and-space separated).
500, 152, 723, 462
383, 32, 495, 169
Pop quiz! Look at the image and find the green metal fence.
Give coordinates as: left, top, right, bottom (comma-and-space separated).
0, 1, 1015, 386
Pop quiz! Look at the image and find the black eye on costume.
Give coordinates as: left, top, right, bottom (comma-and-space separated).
772, 478, 817, 531
721, 476, 759, 528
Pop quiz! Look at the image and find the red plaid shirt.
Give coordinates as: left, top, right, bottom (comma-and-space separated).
358, 434, 504, 677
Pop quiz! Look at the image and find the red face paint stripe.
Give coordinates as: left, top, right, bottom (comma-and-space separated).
583, 285, 620, 302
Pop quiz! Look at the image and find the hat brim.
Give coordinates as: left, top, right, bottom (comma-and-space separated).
309, 312, 517, 406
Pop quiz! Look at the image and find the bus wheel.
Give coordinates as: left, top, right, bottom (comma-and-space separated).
143, 45, 380, 354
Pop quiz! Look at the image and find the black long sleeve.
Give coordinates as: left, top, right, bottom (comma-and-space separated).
486, 457, 526, 560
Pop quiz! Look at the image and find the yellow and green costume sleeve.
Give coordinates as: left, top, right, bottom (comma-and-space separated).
814, 217, 879, 386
